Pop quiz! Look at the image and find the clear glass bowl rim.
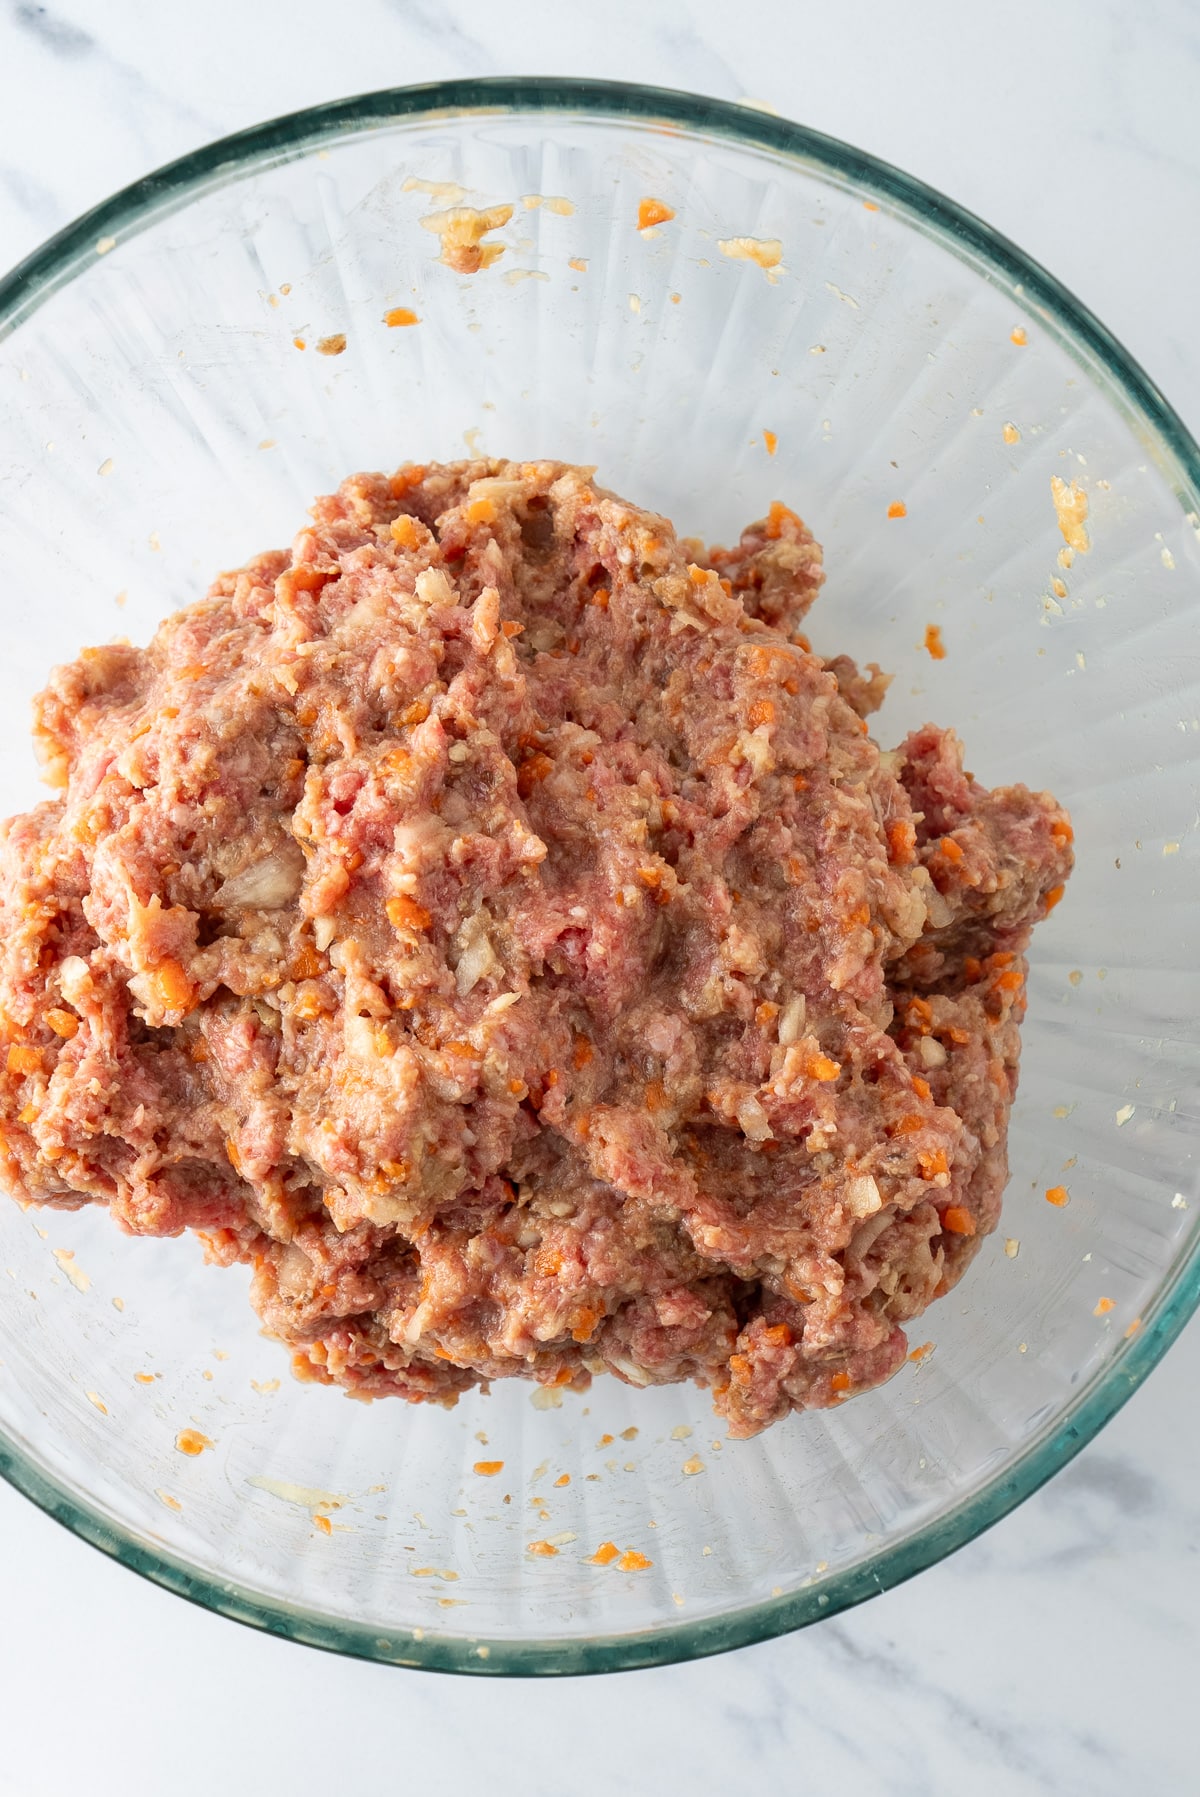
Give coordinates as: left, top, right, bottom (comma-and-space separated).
0, 75, 1197, 1677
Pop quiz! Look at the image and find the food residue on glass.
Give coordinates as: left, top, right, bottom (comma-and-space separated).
420, 204, 514, 273
1050, 476, 1090, 553
52, 1247, 91, 1293
175, 1429, 214, 1456
717, 236, 783, 281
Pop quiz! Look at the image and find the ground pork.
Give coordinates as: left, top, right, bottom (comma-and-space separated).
0, 460, 1072, 1434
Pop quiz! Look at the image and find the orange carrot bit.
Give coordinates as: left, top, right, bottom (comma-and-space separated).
936, 836, 964, 865
912, 1076, 932, 1101
1051, 819, 1074, 848
390, 514, 421, 548
292, 336, 307, 351
888, 819, 916, 864
918, 1148, 950, 1181
572, 1034, 594, 1070
617, 1549, 653, 1572
7, 1044, 43, 1075
923, 623, 946, 660
527, 1539, 559, 1558
941, 1205, 976, 1236
501, 618, 524, 638
755, 1001, 780, 1027
765, 500, 801, 540
806, 1052, 842, 1083
225, 1137, 242, 1175
1045, 1184, 1070, 1207
389, 463, 427, 498
384, 306, 420, 327
517, 751, 554, 798
588, 1541, 620, 1566
473, 1460, 504, 1476
399, 698, 431, 727
637, 197, 675, 231
150, 958, 195, 1015
1010, 326, 1028, 346
466, 496, 497, 526
887, 500, 907, 520
385, 894, 432, 933
908, 1340, 935, 1363
1044, 883, 1065, 913
17, 1103, 37, 1124
313, 1513, 333, 1535
906, 997, 933, 1033
291, 942, 324, 981
598, 1432, 615, 1446
946, 1026, 970, 1045
175, 1429, 213, 1457
763, 428, 778, 456
891, 1113, 926, 1136
45, 1008, 79, 1040
747, 698, 776, 729
963, 956, 983, 982
830, 1371, 851, 1393
554, 1473, 571, 1488
1093, 1296, 1115, 1317
1124, 1317, 1142, 1339
862, 199, 880, 212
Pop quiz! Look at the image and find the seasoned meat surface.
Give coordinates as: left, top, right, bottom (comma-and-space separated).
0, 461, 1072, 1434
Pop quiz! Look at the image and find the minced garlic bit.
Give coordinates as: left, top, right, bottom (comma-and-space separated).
1115, 1104, 1135, 1126
1004, 1238, 1020, 1258
718, 236, 783, 280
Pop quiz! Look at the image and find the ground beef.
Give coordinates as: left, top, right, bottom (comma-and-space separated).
0, 460, 1072, 1435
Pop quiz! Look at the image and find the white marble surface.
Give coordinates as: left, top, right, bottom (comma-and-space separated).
0, 2, 1197, 1792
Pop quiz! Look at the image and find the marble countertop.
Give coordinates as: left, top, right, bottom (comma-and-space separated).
0, 3, 1196, 1792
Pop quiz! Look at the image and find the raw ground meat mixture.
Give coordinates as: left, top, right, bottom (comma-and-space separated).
0, 460, 1072, 1435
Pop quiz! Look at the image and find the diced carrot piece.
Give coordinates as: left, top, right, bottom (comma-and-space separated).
765, 501, 801, 540
1093, 1296, 1115, 1317
887, 500, 907, 520
527, 1540, 559, 1558
384, 307, 420, 327
1045, 1185, 1070, 1207
466, 497, 496, 526
831, 1371, 851, 1392
918, 1148, 950, 1180
941, 1205, 976, 1236
150, 958, 195, 1015
291, 943, 324, 980
912, 1076, 931, 1100
747, 698, 776, 728
1044, 884, 1065, 912
7, 1045, 43, 1075
473, 1460, 504, 1476
572, 1035, 594, 1070
617, 1549, 652, 1572
390, 514, 420, 548
923, 623, 946, 659
313, 1513, 333, 1535
517, 752, 554, 798
638, 197, 675, 230
936, 837, 964, 864
807, 1052, 841, 1082
386, 895, 431, 933
588, 1541, 620, 1566
763, 429, 778, 456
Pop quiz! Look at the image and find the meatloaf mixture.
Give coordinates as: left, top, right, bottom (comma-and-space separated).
0, 460, 1072, 1435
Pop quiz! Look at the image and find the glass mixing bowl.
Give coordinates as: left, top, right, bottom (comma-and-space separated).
0, 78, 1197, 1677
